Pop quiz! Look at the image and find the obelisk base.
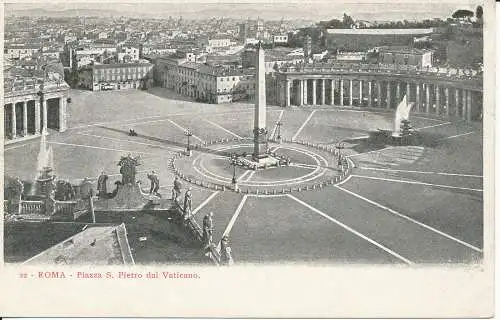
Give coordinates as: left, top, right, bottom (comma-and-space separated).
253, 128, 268, 162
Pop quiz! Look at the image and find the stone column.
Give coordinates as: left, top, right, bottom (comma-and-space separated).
330, 79, 335, 105
340, 79, 344, 106
321, 79, 325, 105
34, 99, 40, 134
298, 80, 303, 106
444, 87, 450, 116
359, 80, 363, 105
406, 82, 411, 102
349, 79, 353, 105
377, 81, 382, 108
462, 89, 467, 120
312, 79, 317, 105
396, 82, 401, 101
11, 103, 17, 138
455, 88, 460, 117
386, 81, 391, 109
368, 81, 372, 108
42, 98, 48, 133
59, 96, 67, 132
435, 84, 440, 115
303, 79, 308, 105
286, 79, 291, 107
22, 101, 28, 136
425, 84, 430, 114
415, 83, 420, 112
467, 90, 472, 121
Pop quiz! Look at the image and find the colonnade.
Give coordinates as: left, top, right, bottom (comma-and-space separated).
279, 78, 482, 121
4, 96, 67, 141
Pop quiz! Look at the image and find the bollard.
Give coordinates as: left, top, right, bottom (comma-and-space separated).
222, 186, 225, 191
256, 189, 259, 194
273, 189, 276, 195
282, 188, 286, 194
312, 184, 316, 190
264, 189, 268, 195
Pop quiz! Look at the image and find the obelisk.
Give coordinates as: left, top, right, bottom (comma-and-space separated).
253, 41, 268, 161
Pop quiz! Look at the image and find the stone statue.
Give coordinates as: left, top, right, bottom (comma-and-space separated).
220, 235, 234, 265
97, 171, 108, 198
203, 212, 214, 246
46, 176, 57, 199
9, 177, 24, 215
80, 178, 94, 199
183, 187, 192, 218
44, 191, 56, 216
172, 176, 182, 201
118, 154, 141, 185
147, 170, 159, 195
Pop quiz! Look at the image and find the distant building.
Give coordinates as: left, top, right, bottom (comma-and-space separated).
378, 46, 433, 68
117, 46, 140, 63
241, 47, 305, 73
325, 28, 434, 51
312, 50, 329, 62
154, 56, 256, 104
78, 62, 154, 91
273, 35, 288, 45
4, 44, 41, 60
336, 51, 367, 62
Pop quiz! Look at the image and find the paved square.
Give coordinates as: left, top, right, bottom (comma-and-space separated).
5, 88, 483, 265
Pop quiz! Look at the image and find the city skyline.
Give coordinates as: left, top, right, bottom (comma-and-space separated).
6, 1, 481, 21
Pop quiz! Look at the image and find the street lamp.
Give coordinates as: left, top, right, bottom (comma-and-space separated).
184, 129, 193, 156
335, 142, 345, 166
275, 120, 283, 142
230, 153, 238, 185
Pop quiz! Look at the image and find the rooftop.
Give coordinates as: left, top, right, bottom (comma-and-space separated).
378, 46, 433, 55
92, 62, 153, 69
23, 223, 134, 265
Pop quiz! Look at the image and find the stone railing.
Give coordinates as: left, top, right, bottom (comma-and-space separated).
172, 200, 221, 265
4, 198, 89, 220
170, 137, 354, 195
282, 62, 482, 82
21, 200, 45, 215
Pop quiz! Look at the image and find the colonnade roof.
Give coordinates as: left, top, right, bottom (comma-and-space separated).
277, 63, 482, 90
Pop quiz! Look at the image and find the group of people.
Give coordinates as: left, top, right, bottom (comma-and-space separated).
96, 170, 161, 198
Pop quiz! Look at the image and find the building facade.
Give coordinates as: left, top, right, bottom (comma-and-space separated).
276, 63, 482, 121
154, 57, 256, 104
78, 62, 154, 91
379, 47, 433, 68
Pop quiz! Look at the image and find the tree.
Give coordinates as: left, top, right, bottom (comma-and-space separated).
452, 9, 474, 20
342, 13, 355, 28
476, 5, 483, 19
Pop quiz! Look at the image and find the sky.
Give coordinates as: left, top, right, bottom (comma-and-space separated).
6, 0, 483, 21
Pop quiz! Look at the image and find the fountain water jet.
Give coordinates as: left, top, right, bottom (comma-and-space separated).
392, 95, 414, 137
34, 131, 55, 197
